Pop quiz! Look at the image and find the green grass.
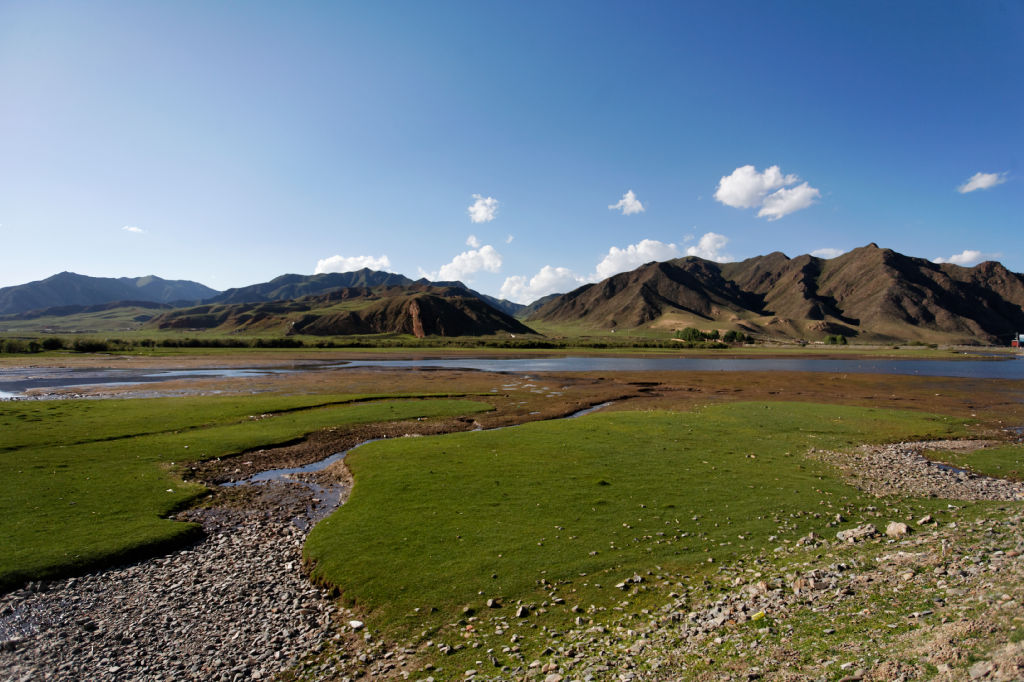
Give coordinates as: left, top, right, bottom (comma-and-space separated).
924, 443, 1024, 481
304, 401, 965, 654
0, 395, 492, 591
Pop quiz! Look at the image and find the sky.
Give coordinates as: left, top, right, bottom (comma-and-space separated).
1, 1, 1021, 303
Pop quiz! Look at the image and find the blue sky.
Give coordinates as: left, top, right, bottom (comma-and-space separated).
1, 1, 1020, 302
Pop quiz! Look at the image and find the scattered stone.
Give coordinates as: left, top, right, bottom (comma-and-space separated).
837, 524, 877, 543
886, 522, 911, 538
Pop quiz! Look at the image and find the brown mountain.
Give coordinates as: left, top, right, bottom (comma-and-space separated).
149, 284, 535, 338
526, 244, 1024, 344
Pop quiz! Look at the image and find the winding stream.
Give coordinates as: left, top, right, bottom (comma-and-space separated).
224, 402, 615, 529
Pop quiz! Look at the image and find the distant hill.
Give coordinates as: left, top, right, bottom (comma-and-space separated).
205, 269, 525, 317
0, 272, 218, 316
414, 278, 524, 317
205, 269, 414, 304
526, 244, 1024, 344
150, 283, 536, 338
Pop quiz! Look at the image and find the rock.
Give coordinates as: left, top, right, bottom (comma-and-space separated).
885, 522, 910, 537
544, 675, 564, 682
836, 524, 876, 543
969, 660, 993, 679
486, 598, 501, 608
917, 514, 934, 525
348, 620, 365, 631
516, 605, 530, 618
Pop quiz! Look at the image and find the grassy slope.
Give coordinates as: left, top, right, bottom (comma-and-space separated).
0, 395, 491, 591
304, 402, 964, 650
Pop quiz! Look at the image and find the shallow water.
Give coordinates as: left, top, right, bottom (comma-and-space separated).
336, 355, 1024, 379
2, 354, 1021, 399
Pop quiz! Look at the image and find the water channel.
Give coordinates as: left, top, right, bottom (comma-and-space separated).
224, 401, 616, 530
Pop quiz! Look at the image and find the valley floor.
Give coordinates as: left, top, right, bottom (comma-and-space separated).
1, 354, 1023, 681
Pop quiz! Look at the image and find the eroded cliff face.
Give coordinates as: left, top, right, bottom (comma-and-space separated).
408, 299, 426, 339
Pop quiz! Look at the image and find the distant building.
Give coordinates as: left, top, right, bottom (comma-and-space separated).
1013, 333, 1024, 348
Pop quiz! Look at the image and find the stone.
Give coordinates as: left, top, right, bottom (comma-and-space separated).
969, 660, 993, 679
516, 606, 530, 618
885, 522, 910, 538
348, 620, 365, 631
836, 524, 876, 543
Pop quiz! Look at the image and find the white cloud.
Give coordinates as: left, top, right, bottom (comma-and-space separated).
122, 225, 144, 234
714, 165, 795, 209
505, 234, 514, 244
468, 194, 499, 223
423, 244, 503, 282
315, 254, 391, 274
466, 234, 481, 248
958, 171, 1007, 193
685, 232, 733, 261
594, 238, 682, 279
500, 266, 588, 304
714, 165, 819, 219
811, 247, 845, 259
932, 249, 1000, 266
608, 189, 645, 215
758, 182, 821, 221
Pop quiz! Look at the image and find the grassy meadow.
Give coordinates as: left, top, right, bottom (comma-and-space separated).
304, 402, 967, 666
0, 394, 491, 591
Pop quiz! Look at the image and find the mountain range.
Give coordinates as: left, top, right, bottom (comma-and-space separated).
525, 243, 1024, 344
0, 272, 217, 316
2, 244, 1022, 343
150, 283, 533, 338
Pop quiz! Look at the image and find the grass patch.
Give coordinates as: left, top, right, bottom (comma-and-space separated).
304, 401, 965, 657
924, 443, 1024, 481
0, 395, 491, 591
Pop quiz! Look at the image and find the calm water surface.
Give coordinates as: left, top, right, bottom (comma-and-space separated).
1, 355, 1021, 399
337, 355, 1024, 379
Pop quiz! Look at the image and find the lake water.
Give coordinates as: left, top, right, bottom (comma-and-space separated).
1, 354, 1021, 399
336, 355, 1024, 379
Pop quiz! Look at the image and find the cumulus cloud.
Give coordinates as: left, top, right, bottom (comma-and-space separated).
811, 247, 845, 259
714, 165, 819, 220
422, 244, 503, 282
958, 172, 1007, 194
122, 225, 144, 234
757, 182, 820, 221
685, 232, 733, 262
594, 238, 682, 279
315, 254, 391, 274
608, 190, 645, 215
468, 194, 499, 223
466, 234, 481, 248
500, 266, 588, 304
932, 249, 1000, 266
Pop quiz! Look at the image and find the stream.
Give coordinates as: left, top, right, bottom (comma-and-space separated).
222, 402, 614, 530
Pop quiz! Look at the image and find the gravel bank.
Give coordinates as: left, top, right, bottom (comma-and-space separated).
0, 499, 360, 681
813, 440, 1024, 501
